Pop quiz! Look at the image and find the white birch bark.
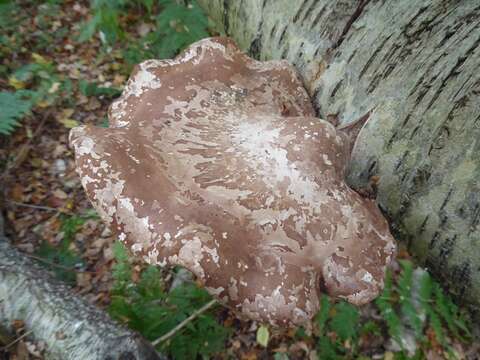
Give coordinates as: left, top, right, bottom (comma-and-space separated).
0, 215, 164, 360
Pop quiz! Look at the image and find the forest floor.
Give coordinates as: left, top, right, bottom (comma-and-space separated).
0, 1, 478, 359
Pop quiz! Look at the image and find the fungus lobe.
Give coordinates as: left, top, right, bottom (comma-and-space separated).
70, 37, 396, 326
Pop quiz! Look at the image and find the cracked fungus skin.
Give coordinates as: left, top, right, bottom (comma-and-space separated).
70, 37, 396, 326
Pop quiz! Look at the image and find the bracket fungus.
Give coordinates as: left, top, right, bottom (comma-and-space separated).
70, 37, 396, 326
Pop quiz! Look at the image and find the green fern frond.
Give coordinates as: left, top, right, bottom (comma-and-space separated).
0, 91, 32, 135
331, 301, 360, 341
433, 283, 470, 340
376, 270, 402, 343
398, 260, 414, 301
316, 294, 331, 335
427, 306, 445, 345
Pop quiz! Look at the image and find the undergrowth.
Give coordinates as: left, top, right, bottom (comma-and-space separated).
0, 0, 210, 135
109, 240, 471, 359
109, 242, 231, 359
36, 210, 99, 284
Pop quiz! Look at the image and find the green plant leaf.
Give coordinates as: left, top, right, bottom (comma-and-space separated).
273, 352, 290, 360
256, 325, 270, 348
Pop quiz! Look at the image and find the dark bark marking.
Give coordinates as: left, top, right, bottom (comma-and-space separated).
382, 42, 401, 64
313, 45, 323, 57
366, 74, 382, 94
405, 5, 429, 30
407, 51, 445, 101
269, 22, 277, 40
358, 35, 392, 79
300, 0, 319, 24
332, 0, 370, 50
397, 194, 412, 220
347, 48, 358, 64
296, 41, 305, 60
428, 126, 450, 155
439, 213, 448, 228
419, 215, 429, 234
330, 79, 343, 99
401, 113, 412, 128
249, 34, 263, 60
429, 231, 440, 250
438, 235, 456, 264
425, 35, 480, 112
367, 160, 377, 176
451, 262, 471, 298
279, 25, 287, 44
311, 87, 322, 116
412, 166, 431, 190
452, 74, 474, 101
394, 150, 410, 172
312, 4, 327, 27
414, 87, 429, 107
386, 130, 398, 149
293, 0, 309, 23
249, 2, 266, 60
223, 0, 230, 34
469, 203, 480, 235
409, 124, 420, 140
381, 63, 396, 80
438, 26, 458, 48
440, 188, 454, 212
403, 6, 435, 41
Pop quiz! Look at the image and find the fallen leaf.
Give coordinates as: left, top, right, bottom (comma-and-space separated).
256, 325, 269, 348
58, 118, 79, 128
384, 351, 394, 360
48, 82, 61, 94
8, 76, 26, 90
32, 52, 50, 65
52, 189, 68, 199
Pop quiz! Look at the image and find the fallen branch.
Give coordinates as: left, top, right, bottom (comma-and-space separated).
151, 299, 217, 346
0, 213, 165, 360
1, 330, 33, 351
8, 200, 61, 212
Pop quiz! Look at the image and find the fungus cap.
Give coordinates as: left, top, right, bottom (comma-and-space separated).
70, 37, 396, 326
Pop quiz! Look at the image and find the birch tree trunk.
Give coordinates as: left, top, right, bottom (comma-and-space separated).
198, 0, 480, 315
0, 215, 164, 360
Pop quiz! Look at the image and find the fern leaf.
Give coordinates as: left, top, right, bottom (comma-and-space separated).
376, 270, 402, 343
398, 260, 414, 300
317, 335, 340, 360
433, 283, 470, 340
331, 301, 359, 341
315, 294, 331, 335
0, 91, 32, 135
427, 306, 445, 346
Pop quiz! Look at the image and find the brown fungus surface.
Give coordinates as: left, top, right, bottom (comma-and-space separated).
69, 37, 396, 326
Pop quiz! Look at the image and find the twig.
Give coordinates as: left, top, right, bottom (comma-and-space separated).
8, 201, 61, 212
24, 254, 98, 274
1, 330, 33, 351
151, 299, 217, 346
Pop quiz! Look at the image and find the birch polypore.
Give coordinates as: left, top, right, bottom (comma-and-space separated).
70, 37, 396, 326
